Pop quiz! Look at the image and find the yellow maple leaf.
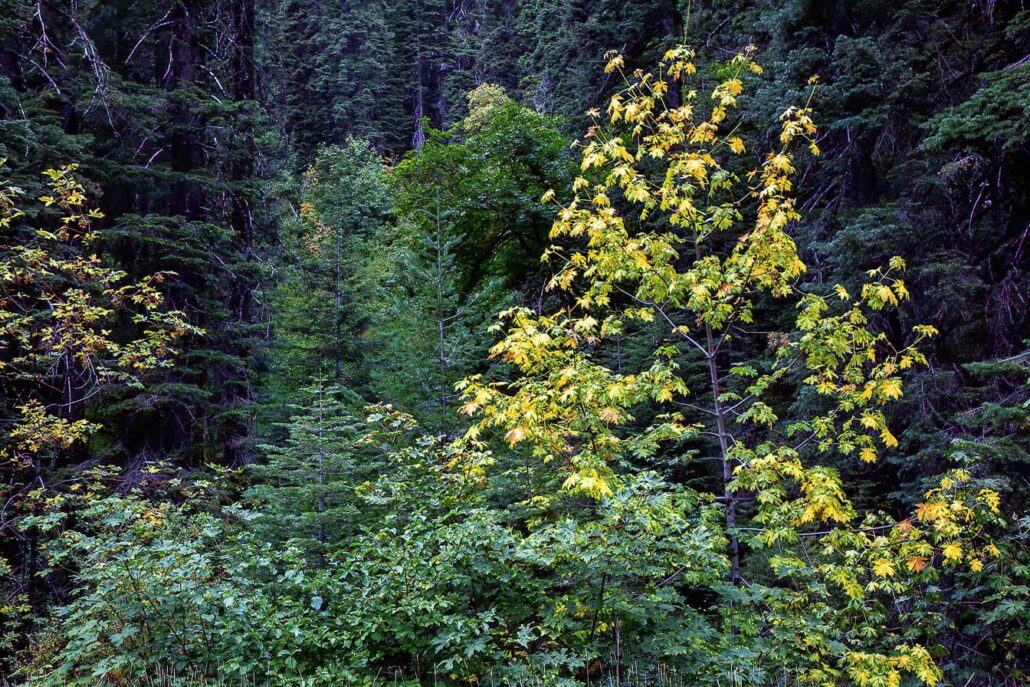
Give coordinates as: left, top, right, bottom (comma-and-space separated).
915, 501, 944, 523
880, 426, 899, 448
977, 489, 1001, 514
876, 284, 898, 306
505, 427, 527, 445
879, 378, 903, 400
942, 542, 962, 562
872, 558, 895, 577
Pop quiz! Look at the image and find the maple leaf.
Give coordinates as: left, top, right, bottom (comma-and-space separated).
878, 378, 903, 400
942, 542, 962, 562
880, 426, 899, 448
872, 558, 895, 577
505, 427, 527, 445
906, 556, 928, 573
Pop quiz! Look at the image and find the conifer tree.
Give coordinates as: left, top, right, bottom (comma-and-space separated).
248, 383, 371, 560
367, 199, 510, 435
267, 139, 392, 409
264, 0, 408, 157
0, 0, 270, 466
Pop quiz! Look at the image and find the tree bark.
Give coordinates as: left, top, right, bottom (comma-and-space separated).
168, 1, 202, 218
705, 323, 740, 585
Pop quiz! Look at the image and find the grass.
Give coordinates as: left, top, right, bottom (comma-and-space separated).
3, 663, 701, 687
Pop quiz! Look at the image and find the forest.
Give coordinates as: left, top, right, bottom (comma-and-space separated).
0, 0, 1027, 685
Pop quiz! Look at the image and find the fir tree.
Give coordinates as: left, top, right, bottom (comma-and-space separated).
367, 198, 510, 435
248, 383, 371, 561
266, 139, 393, 413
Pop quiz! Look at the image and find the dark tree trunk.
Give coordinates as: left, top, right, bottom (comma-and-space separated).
230, 0, 256, 322
169, 1, 203, 218
226, 0, 257, 464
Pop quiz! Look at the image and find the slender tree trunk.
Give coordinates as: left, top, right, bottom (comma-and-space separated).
335, 234, 343, 380
316, 385, 327, 566
435, 195, 448, 431
229, 0, 255, 323
613, 615, 622, 687
696, 232, 740, 585
411, 0, 427, 148
227, 0, 256, 464
412, 8, 425, 148
705, 323, 740, 585
169, 1, 202, 218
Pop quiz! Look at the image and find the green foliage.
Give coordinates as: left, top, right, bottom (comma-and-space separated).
365, 210, 511, 434
97, 213, 254, 463
22, 491, 336, 685
1, 0, 271, 470
922, 64, 1030, 153
392, 86, 573, 291
264, 0, 407, 157
458, 44, 1005, 686
0, 167, 198, 670
2, 2, 1028, 685
514, 0, 681, 127
247, 384, 375, 558
268, 102, 565, 432
266, 139, 393, 405
25, 409, 728, 686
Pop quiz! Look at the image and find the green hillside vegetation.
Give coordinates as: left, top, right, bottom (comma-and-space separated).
0, 2, 1026, 685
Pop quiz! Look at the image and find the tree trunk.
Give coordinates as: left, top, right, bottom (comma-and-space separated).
435, 197, 448, 431
335, 236, 343, 380
226, 0, 257, 464
412, 20, 426, 149
696, 233, 740, 586
705, 323, 740, 585
169, 1, 202, 218
229, 0, 255, 323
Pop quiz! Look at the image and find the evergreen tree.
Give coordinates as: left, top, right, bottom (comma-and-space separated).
263, 0, 408, 157
367, 203, 510, 434
0, 0, 270, 466
247, 384, 371, 561
515, 0, 683, 127
266, 139, 393, 413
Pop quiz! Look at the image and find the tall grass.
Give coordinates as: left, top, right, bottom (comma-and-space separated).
3, 662, 703, 687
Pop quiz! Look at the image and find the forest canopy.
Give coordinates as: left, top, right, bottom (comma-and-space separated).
0, 1, 1026, 686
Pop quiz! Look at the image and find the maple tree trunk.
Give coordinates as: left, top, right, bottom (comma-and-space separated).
706, 323, 741, 585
